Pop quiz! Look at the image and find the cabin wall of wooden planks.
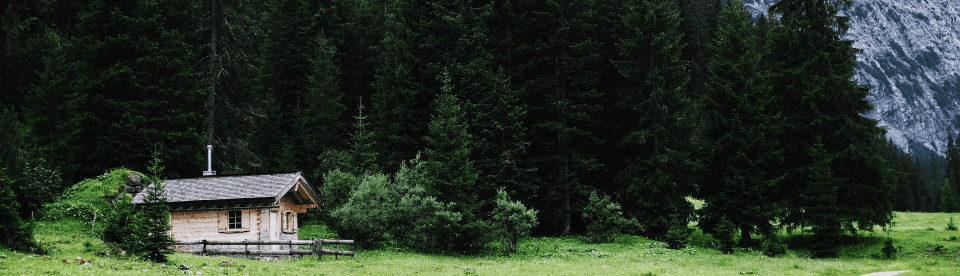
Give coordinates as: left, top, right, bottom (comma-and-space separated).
168, 198, 313, 252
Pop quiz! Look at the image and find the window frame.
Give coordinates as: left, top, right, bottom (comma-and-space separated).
228, 210, 242, 230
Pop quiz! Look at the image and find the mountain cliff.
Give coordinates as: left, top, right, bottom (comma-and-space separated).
743, 0, 960, 157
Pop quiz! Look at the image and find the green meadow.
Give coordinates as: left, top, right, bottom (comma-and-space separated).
2, 212, 960, 275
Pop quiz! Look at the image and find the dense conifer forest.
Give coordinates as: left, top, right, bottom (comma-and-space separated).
0, 0, 951, 256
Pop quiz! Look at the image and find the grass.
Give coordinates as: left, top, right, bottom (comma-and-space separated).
4, 213, 960, 275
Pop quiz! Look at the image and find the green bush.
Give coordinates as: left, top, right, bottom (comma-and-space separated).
582, 192, 641, 243
881, 238, 897, 259
395, 184, 461, 251
761, 234, 787, 257
665, 219, 691, 250
947, 217, 958, 231
331, 173, 397, 249
492, 189, 538, 253
102, 196, 136, 248
0, 164, 37, 251
714, 218, 737, 254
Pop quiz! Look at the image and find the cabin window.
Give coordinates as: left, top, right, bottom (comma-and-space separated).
228, 211, 242, 230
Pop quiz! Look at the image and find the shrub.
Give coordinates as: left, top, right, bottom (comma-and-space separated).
760, 226, 786, 257
947, 217, 958, 231
331, 173, 397, 249
714, 218, 737, 254
665, 218, 691, 249
761, 234, 787, 257
582, 192, 641, 243
0, 164, 37, 251
881, 238, 897, 259
396, 184, 461, 251
491, 189, 538, 253
102, 196, 136, 248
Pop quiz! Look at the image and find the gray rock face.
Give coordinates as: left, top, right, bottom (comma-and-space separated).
744, 0, 960, 157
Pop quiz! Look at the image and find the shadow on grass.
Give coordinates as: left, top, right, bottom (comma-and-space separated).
781, 233, 888, 258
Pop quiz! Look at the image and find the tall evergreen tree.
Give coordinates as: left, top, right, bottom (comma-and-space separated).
697, 0, 782, 246
767, 0, 893, 248
423, 78, 479, 210
75, 0, 205, 178
196, 0, 270, 175
253, 0, 344, 175
614, 0, 695, 238
499, 0, 609, 235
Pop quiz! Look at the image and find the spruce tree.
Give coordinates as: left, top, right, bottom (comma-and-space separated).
697, 0, 782, 247
941, 179, 959, 213
0, 162, 34, 250
130, 153, 174, 262
508, 0, 608, 235
253, 0, 344, 173
423, 78, 479, 209
767, 0, 893, 246
614, 0, 695, 238
347, 101, 379, 175
75, 0, 205, 178
804, 139, 842, 258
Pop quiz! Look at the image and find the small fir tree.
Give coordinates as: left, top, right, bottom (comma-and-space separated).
940, 179, 959, 213
665, 217, 691, 250
129, 152, 175, 262
714, 218, 737, 254
0, 163, 35, 250
582, 191, 641, 243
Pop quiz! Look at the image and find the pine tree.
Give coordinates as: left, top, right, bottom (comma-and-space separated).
767, 0, 893, 244
253, 0, 344, 173
130, 153, 174, 262
697, 0, 782, 247
75, 0, 205, 178
347, 101, 379, 175
614, 0, 695, 238
804, 139, 842, 258
941, 179, 959, 213
508, 0, 608, 236
0, 162, 34, 250
946, 135, 960, 197
423, 76, 479, 213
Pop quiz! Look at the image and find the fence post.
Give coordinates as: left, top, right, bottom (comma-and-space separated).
335, 245, 339, 260
201, 240, 207, 256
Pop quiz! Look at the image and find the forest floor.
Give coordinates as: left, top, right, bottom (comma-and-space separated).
1, 212, 959, 275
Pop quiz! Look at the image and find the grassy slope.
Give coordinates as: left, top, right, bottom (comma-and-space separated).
3, 211, 960, 275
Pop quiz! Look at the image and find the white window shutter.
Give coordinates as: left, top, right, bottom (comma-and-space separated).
242, 210, 251, 232
217, 211, 227, 233
293, 213, 298, 233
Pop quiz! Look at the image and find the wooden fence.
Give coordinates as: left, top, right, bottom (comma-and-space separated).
172, 239, 355, 259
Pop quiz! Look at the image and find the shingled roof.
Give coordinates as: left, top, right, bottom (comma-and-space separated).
131, 172, 319, 207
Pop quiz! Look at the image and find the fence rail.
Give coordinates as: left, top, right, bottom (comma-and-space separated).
171, 239, 354, 259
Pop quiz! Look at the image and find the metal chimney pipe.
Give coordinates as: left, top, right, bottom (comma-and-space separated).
203, 145, 216, 176
207, 145, 212, 172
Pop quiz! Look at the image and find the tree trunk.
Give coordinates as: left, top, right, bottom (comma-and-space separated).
206, 0, 218, 145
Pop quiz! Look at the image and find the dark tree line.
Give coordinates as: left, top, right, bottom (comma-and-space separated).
0, 0, 919, 256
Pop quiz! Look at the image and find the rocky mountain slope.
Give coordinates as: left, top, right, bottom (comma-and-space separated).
744, 0, 960, 157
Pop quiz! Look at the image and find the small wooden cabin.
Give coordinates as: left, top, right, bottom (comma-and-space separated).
131, 172, 320, 253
